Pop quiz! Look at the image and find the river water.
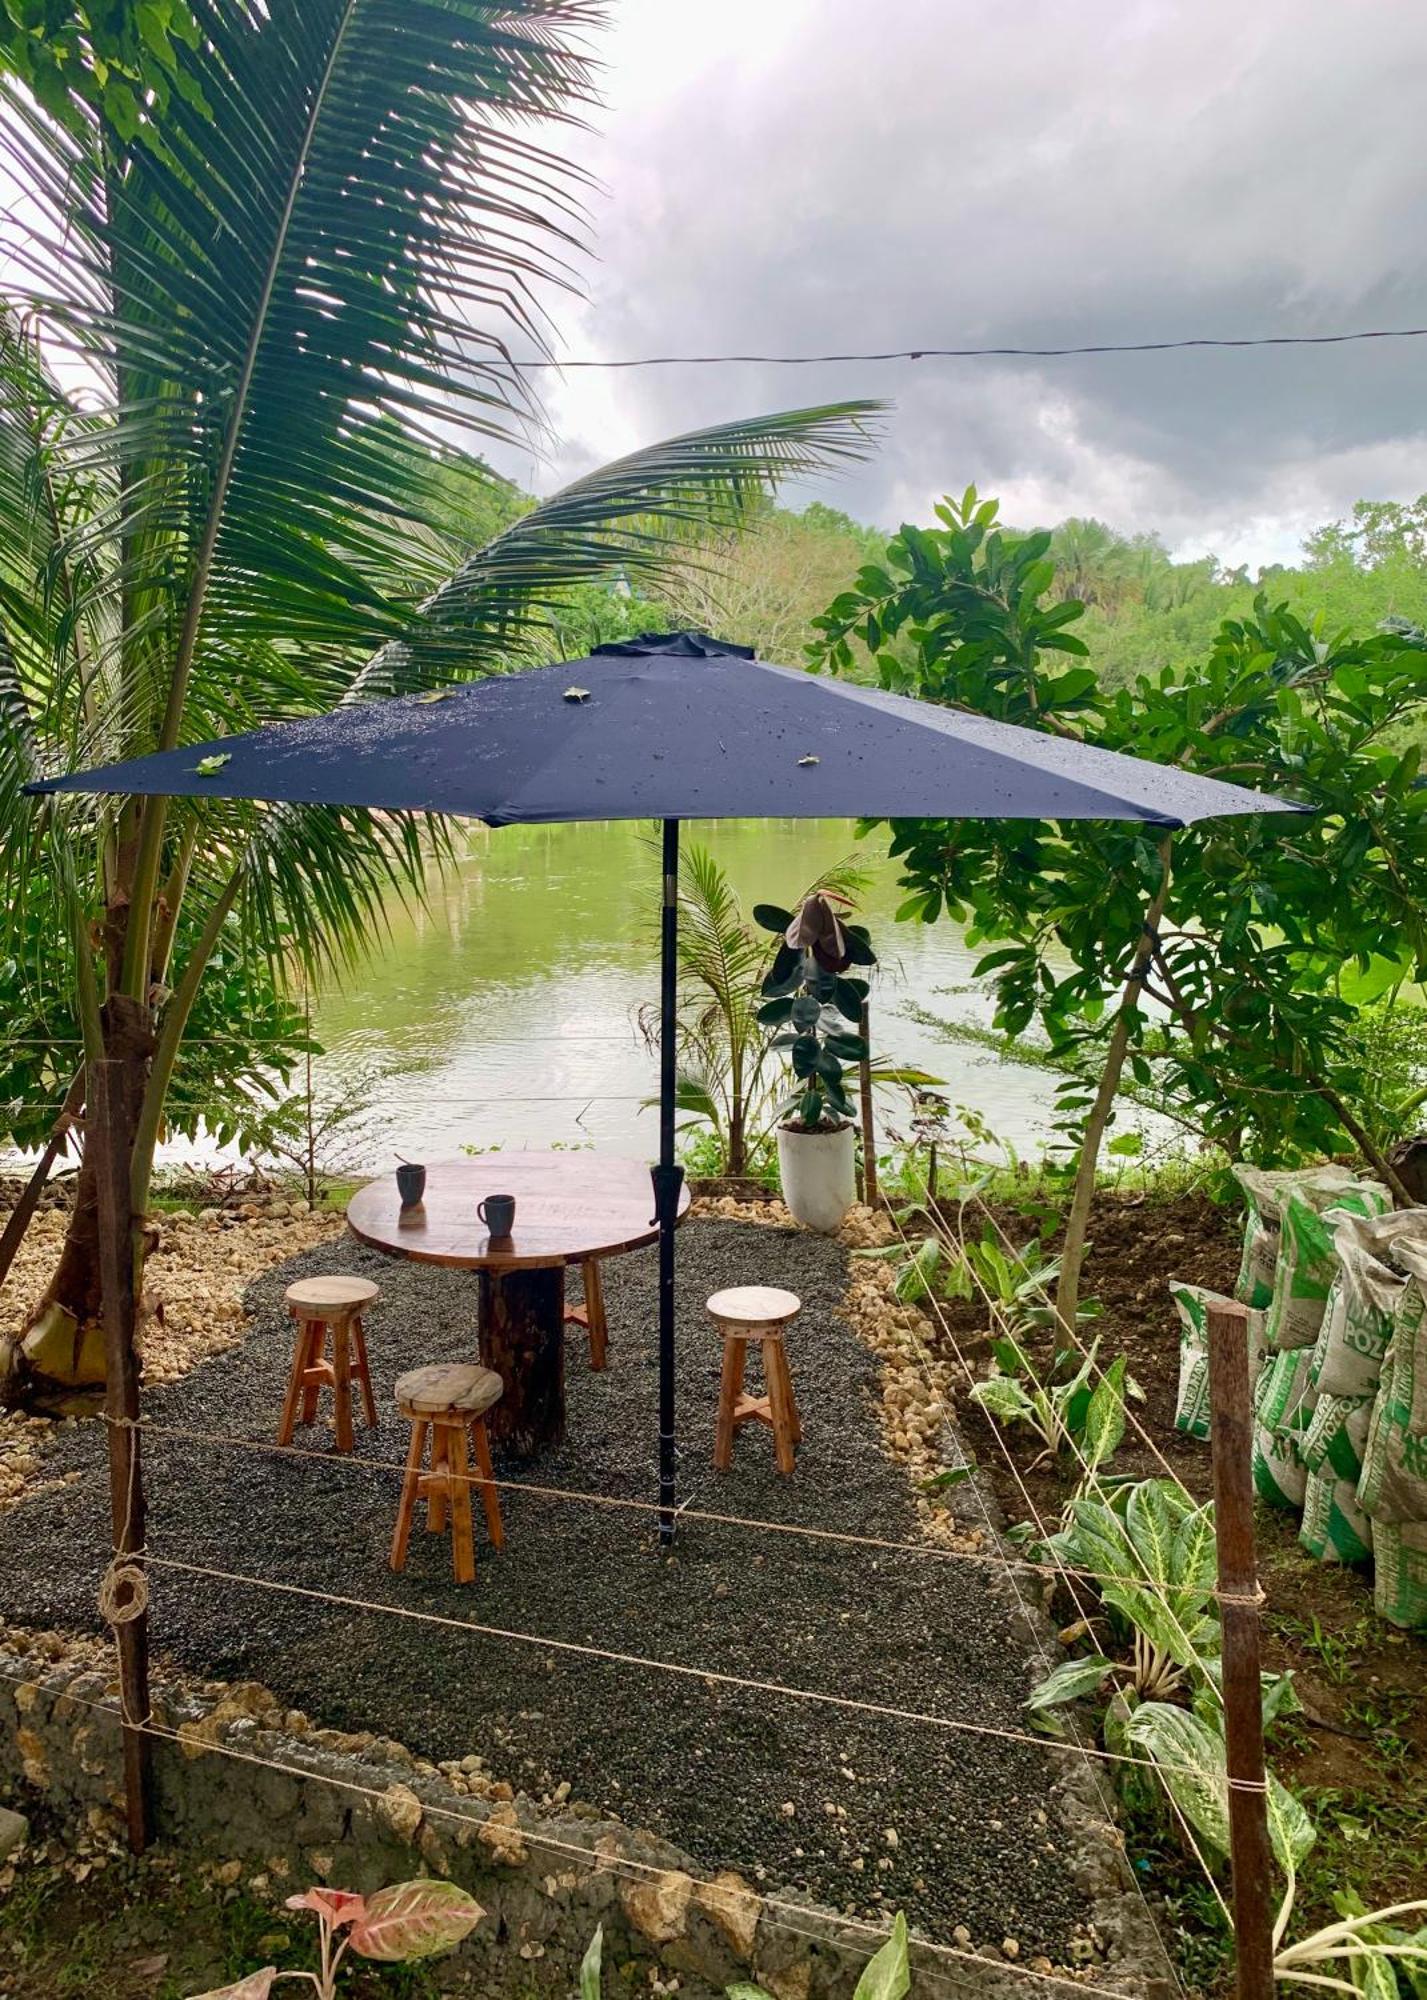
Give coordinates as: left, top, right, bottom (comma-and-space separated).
307, 818, 1074, 1174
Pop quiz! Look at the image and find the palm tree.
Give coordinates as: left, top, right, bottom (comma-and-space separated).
0, 1, 878, 1398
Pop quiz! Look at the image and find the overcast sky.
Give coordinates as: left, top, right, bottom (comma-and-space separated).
496, 0, 1427, 568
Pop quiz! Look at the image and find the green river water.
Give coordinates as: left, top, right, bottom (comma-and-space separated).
306, 818, 1072, 1173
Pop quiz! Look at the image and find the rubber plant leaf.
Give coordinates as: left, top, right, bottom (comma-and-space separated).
347, 1879, 485, 1961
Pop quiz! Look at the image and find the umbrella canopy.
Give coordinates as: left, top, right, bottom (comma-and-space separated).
28, 632, 1304, 1535
31, 631, 1301, 828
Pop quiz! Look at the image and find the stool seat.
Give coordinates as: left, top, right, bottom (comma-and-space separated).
707, 1284, 801, 1332
285, 1275, 380, 1319
396, 1363, 504, 1419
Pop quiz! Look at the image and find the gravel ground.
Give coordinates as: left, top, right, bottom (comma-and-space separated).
0, 1218, 1098, 1955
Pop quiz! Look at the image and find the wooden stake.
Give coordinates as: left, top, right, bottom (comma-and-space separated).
91, 1057, 155, 1855
858, 998, 878, 1210
1206, 1298, 1274, 2000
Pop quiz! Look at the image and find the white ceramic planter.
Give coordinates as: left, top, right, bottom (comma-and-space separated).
776, 1122, 856, 1233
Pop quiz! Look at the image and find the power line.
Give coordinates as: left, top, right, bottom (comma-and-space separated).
506, 324, 1427, 370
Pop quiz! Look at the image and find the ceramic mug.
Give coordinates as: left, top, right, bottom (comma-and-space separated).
478, 1193, 516, 1239
396, 1162, 426, 1208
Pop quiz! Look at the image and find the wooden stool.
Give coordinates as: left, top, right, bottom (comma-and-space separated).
708, 1286, 802, 1476
279, 1276, 379, 1452
563, 1258, 609, 1370
390, 1364, 505, 1585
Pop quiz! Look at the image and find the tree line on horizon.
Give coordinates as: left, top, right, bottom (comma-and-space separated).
593, 489, 1427, 678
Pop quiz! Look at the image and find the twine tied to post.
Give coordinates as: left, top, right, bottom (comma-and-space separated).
97, 1558, 150, 1628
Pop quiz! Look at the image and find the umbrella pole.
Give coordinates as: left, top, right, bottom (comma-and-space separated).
652, 816, 685, 1544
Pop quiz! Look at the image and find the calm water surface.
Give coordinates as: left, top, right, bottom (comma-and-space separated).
308, 818, 1072, 1171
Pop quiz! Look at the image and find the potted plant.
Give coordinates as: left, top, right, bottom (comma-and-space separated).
754, 892, 875, 1231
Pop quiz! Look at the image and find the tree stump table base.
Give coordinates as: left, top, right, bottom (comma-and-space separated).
478, 1268, 566, 1456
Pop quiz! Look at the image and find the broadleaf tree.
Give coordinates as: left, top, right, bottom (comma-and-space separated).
0, 0, 880, 1397
809, 488, 1427, 1325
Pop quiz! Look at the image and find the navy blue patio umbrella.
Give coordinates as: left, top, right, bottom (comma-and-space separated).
30, 632, 1303, 1531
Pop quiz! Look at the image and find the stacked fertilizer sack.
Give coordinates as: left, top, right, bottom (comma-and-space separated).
1353, 1225, 1427, 1628
1170, 1166, 1427, 1631
1249, 1170, 1389, 1528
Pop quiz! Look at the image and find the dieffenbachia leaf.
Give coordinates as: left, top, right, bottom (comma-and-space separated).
580, 1922, 604, 2000
1024, 1654, 1117, 1712
852, 1911, 911, 2000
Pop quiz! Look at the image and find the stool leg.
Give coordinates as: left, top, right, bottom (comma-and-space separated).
772, 1340, 802, 1445
427, 1426, 450, 1534
584, 1260, 608, 1371
765, 1339, 798, 1476
471, 1417, 504, 1550
331, 1320, 355, 1453
300, 1321, 325, 1426
353, 1319, 378, 1430
390, 1420, 426, 1573
448, 1422, 477, 1585
279, 1319, 310, 1446
714, 1334, 747, 1470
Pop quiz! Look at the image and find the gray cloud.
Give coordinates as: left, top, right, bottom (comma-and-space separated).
500, 0, 1427, 564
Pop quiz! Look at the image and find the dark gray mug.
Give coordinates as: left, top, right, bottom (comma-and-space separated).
478, 1193, 515, 1239
396, 1162, 426, 1207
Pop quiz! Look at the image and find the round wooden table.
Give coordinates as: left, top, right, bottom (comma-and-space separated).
346, 1155, 690, 1456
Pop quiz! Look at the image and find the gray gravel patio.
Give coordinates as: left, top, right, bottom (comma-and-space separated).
0, 1216, 1135, 1960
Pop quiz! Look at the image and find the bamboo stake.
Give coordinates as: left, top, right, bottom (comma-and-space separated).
1207, 1297, 1274, 2000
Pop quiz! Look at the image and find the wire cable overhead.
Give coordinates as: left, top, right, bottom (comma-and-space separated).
507, 324, 1427, 370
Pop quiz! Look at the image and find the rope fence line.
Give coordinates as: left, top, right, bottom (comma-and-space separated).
865, 1197, 1198, 1991
944, 1181, 1228, 1693
106, 1413, 1238, 1600
886, 1177, 1236, 1924
876, 1194, 1213, 1974
0, 1656, 1147, 2000
131, 1548, 1233, 1789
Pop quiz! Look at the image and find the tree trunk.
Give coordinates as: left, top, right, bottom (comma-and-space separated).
1053, 838, 1173, 1334
1, 997, 154, 1406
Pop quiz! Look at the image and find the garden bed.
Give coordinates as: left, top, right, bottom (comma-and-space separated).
0, 1208, 1169, 1990
933, 1185, 1427, 1988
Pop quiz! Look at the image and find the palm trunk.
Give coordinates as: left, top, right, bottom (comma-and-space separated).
1052, 836, 1173, 1334
2, 997, 154, 1405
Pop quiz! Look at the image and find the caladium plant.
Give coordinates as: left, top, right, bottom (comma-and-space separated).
190, 1878, 483, 2000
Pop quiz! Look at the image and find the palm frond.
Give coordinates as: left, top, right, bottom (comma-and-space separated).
1, 0, 604, 752
346, 400, 884, 697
